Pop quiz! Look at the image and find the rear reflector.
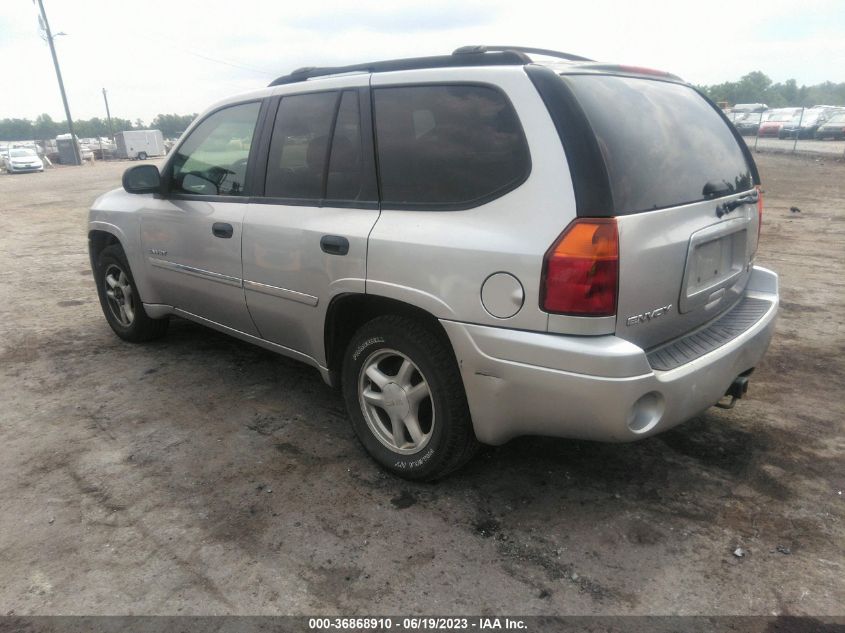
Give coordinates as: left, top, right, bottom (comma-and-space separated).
541, 218, 619, 316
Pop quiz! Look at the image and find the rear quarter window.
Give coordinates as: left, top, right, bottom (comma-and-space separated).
373, 84, 530, 209
564, 75, 753, 214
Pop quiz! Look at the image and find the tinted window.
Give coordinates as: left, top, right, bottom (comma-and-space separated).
264, 91, 367, 202
171, 102, 260, 196
373, 85, 530, 208
564, 75, 752, 213
326, 91, 365, 200
264, 92, 334, 199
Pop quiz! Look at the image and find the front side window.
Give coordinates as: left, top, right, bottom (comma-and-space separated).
373, 85, 530, 208
170, 101, 260, 196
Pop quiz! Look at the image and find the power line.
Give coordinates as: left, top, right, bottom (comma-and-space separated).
116, 28, 277, 77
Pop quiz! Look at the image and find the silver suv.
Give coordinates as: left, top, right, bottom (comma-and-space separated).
88, 46, 779, 480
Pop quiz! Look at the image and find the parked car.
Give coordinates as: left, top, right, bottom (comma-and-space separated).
3, 147, 44, 173
814, 111, 845, 140
731, 103, 767, 114
87, 46, 778, 479
733, 111, 763, 135
779, 107, 835, 139
758, 108, 802, 137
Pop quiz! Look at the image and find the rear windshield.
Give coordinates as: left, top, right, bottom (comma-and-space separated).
564, 75, 753, 213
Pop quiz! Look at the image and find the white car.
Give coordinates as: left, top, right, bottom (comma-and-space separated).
3, 148, 44, 173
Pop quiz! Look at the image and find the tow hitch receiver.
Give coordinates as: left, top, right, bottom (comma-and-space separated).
715, 372, 752, 410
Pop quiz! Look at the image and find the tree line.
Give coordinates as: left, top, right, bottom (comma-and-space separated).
697, 71, 845, 107
0, 112, 197, 142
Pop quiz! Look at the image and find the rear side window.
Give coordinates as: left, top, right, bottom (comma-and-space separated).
564, 75, 753, 213
373, 85, 530, 209
265, 92, 337, 199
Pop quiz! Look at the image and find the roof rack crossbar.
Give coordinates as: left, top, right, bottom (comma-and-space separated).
268, 51, 530, 87
453, 45, 593, 63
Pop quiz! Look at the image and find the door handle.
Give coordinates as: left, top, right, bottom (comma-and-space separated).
212, 222, 234, 239
320, 235, 349, 256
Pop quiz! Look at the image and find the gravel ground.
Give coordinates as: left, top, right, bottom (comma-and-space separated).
0, 154, 842, 616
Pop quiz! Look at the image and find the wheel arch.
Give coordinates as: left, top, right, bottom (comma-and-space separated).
88, 221, 160, 305
87, 227, 123, 272
324, 293, 454, 387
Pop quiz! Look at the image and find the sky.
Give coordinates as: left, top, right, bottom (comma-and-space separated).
0, 0, 843, 123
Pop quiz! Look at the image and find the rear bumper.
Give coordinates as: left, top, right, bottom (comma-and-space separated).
441, 266, 778, 445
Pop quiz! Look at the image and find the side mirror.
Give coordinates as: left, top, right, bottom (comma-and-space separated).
122, 164, 161, 194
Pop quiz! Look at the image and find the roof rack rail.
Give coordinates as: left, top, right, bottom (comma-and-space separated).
453, 45, 593, 63
268, 50, 531, 87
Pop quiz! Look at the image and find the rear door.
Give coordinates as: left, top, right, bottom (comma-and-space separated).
241, 81, 380, 364
560, 73, 761, 349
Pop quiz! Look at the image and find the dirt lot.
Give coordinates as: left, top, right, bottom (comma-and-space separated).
0, 154, 843, 617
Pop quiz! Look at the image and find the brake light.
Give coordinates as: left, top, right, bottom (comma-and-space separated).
541, 218, 618, 316
616, 65, 672, 77
756, 185, 764, 250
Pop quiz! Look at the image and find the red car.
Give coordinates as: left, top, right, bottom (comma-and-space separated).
758, 109, 802, 137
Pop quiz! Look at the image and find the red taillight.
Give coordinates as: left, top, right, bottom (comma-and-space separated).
756, 185, 764, 250
616, 65, 672, 77
541, 218, 619, 316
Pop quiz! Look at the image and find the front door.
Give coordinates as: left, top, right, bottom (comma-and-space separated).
140, 100, 263, 335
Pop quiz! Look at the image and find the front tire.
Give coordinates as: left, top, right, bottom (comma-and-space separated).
95, 244, 168, 342
342, 315, 478, 480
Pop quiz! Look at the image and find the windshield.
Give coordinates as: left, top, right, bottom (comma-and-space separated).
10, 149, 36, 158
826, 113, 845, 124
563, 75, 752, 214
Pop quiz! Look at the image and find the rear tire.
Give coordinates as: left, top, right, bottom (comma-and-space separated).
95, 244, 168, 342
137, 152, 148, 160
342, 315, 478, 481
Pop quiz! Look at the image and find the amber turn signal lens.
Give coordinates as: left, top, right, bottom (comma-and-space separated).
541, 218, 619, 316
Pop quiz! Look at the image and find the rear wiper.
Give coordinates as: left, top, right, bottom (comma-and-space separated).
716, 190, 759, 218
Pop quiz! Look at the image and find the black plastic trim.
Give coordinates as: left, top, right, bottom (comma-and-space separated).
248, 197, 379, 210
269, 52, 529, 86
453, 45, 593, 62
646, 297, 771, 371
524, 65, 614, 217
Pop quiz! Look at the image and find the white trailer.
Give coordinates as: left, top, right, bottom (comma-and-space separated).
115, 130, 166, 160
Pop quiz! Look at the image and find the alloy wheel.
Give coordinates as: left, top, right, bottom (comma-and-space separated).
357, 348, 435, 454
103, 264, 135, 327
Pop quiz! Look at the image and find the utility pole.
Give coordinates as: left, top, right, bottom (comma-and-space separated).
102, 88, 114, 140
36, 0, 80, 165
